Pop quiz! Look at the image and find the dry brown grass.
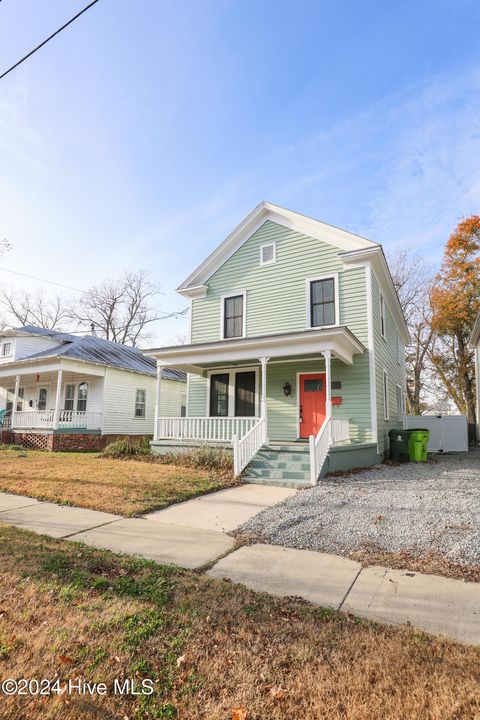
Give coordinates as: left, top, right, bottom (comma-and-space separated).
1, 524, 479, 720
348, 541, 480, 583
0, 447, 236, 516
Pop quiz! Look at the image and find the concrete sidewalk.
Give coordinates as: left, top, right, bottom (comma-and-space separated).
1, 490, 479, 646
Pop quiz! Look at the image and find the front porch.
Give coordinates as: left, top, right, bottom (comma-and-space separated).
0, 363, 104, 447
147, 328, 373, 482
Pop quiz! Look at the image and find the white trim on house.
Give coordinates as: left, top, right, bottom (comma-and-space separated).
365, 264, 379, 450
396, 383, 405, 419
145, 326, 365, 370
341, 247, 410, 344
260, 241, 276, 266
383, 369, 389, 421
220, 290, 247, 340
305, 273, 340, 329
206, 365, 260, 418
176, 201, 378, 295
380, 293, 386, 339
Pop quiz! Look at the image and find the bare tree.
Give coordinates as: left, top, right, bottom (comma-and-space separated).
388, 248, 435, 415
71, 271, 162, 346
0, 288, 71, 330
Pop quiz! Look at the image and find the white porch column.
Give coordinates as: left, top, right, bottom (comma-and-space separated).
259, 356, 269, 443
53, 368, 63, 430
11, 374, 20, 429
153, 363, 163, 441
323, 350, 332, 419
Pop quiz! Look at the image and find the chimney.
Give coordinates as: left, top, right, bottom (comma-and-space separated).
90, 324, 97, 337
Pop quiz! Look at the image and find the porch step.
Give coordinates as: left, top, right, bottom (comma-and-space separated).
242, 443, 312, 488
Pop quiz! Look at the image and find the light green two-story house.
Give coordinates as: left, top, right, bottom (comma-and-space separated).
147, 202, 409, 486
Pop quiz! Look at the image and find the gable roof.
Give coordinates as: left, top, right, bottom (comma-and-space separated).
177, 201, 378, 295
6, 327, 185, 381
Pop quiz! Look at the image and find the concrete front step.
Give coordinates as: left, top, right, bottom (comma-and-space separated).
244, 467, 310, 481
250, 460, 311, 471
243, 475, 310, 489
263, 443, 309, 453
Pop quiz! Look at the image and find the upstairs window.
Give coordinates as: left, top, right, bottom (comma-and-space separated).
223, 294, 244, 339
309, 277, 336, 327
134, 388, 146, 418
1, 342, 11, 357
380, 294, 386, 338
260, 242, 276, 265
77, 382, 88, 412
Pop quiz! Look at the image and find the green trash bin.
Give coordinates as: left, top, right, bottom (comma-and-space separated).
408, 429, 429, 462
388, 429, 410, 462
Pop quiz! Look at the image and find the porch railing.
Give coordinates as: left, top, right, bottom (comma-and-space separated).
57, 410, 102, 430
309, 417, 350, 484
8, 410, 102, 431
156, 416, 259, 443
233, 417, 266, 476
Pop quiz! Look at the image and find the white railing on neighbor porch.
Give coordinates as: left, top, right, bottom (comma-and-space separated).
10, 410, 102, 431
233, 417, 266, 476
309, 418, 350, 485
157, 416, 258, 443
57, 410, 102, 430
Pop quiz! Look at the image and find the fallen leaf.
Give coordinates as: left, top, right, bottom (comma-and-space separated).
176, 654, 186, 667
269, 686, 287, 700
58, 655, 74, 665
231, 706, 247, 720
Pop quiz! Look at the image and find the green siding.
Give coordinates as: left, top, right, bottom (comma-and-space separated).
186, 219, 374, 442
191, 220, 368, 344
371, 272, 406, 455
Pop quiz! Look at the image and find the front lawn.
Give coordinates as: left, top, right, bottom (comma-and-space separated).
1, 524, 479, 720
0, 447, 235, 516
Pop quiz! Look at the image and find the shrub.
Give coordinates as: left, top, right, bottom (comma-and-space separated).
102, 436, 152, 459
158, 445, 234, 476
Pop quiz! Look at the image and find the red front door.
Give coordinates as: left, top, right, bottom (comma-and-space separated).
299, 373, 326, 438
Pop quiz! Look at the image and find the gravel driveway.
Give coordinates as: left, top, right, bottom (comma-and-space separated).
239, 449, 480, 565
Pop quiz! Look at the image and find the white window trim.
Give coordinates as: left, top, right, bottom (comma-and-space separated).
134, 387, 147, 419
380, 293, 386, 340
220, 290, 247, 340
206, 365, 259, 417
396, 383, 405, 419
1, 341, 12, 357
305, 273, 340, 329
260, 241, 276, 266
37, 386, 49, 411
383, 369, 389, 421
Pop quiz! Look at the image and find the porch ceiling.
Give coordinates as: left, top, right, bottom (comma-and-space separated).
145, 326, 365, 374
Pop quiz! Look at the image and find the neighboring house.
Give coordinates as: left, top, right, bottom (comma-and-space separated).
145, 202, 409, 485
470, 310, 480, 442
0, 326, 186, 451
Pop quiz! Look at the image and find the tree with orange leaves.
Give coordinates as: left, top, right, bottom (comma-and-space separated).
430, 215, 480, 423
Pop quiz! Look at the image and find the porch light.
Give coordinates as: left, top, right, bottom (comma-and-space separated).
283, 381, 292, 397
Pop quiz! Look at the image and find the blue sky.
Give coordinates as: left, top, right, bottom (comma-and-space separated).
1, 0, 479, 343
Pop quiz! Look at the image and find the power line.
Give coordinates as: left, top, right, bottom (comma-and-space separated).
0, 0, 102, 81
0, 266, 84, 292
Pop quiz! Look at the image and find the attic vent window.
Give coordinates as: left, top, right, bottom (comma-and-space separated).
260, 242, 276, 265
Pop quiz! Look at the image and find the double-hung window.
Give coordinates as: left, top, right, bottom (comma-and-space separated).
383, 370, 389, 421
6, 387, 24, 412
380, 294, 386, 338
134, 389, 146, 418
396, 384, 404, 419
1, 342, 11, 357
210, 373, 229, 417
223, 294, 244, 339
309, 277, 336, 327
77, 382, 88, 412
64, 384, 75, 411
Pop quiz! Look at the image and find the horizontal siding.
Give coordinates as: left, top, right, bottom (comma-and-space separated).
191, 221, 368, 345
103, 369, 184, 435
186, 355, 372, 443
372, 273, 406, 455
0, 371, 103, 414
